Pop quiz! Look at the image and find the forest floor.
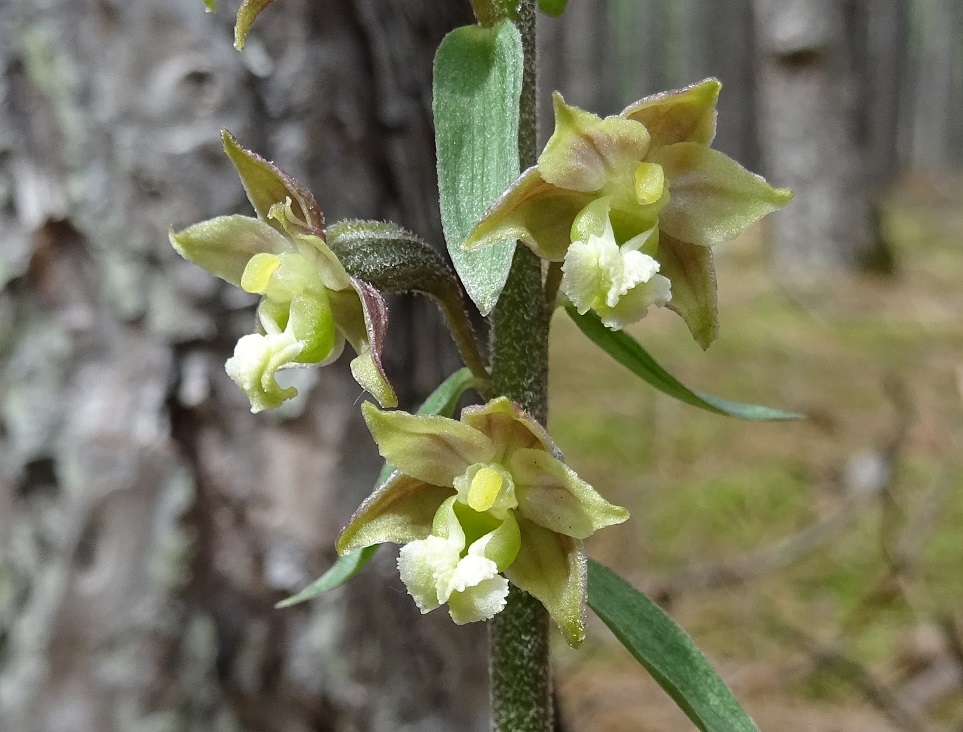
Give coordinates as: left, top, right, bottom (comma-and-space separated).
548, 173, 963, 732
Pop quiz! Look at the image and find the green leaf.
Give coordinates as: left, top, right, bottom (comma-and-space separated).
588, 560, 760, 732
203, 0, 217, 12
275, 545, 380, 609
433, 21, 522, 315
538, 0, 569, 16
566, 306, 802, 420
374, 368, 483, 488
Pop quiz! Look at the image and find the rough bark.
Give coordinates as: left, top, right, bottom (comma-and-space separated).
0, 1, 487, 731
753, 0, 884, 279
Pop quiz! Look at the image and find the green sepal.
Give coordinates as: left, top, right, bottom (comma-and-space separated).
361, 402, 495, 488
275, 545, 380, 609
234, 0, 277, 50
434, 20, 522, 315
466, 167, 592, 262
650, 142, 793, 247
169, 215, 292, 288
620, 78, 722, 151
338, 473, 454, 554
221, 130, 324, 235
658, 234, 718, 349
566, 306, 802, 420
505, 517, 586, 647
510, 448, 629, 539
372, 368, 484, 489
539, 93, 650, 193
588, 560, 761, 732
460, 396, 557, 458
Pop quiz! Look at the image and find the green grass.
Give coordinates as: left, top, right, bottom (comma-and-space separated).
548, 179, 963, 727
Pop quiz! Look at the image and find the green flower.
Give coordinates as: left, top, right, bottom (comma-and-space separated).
466, 79, 792, 347
337, 397, 628, 645
170, 131, 396, 412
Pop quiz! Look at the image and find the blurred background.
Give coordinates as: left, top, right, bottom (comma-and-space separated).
0, 0, 960, 730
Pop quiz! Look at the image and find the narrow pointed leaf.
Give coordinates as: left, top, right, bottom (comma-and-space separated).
567, 306, 801, 420
434, 21, 522, 315
275, 545, 380, 609
588, 560, 760, 732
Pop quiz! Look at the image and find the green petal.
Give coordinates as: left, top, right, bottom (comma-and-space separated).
465, 167, 594, 262
222, 130, 324, 234
505, 517, 587, 647
288, 294, 336, 363
361, 403, 495, 487
657, 234, 719, 350
620, 78, 721, 150
337, 473, 454, 554
540, 93, 650, 193
651, 143, 793, 246
570, 196, 613, 241
477, 511, 522, 572
169, 215, 292, 287
328, 280, 396, 408
511, 448, 629, 539
460, 397, 556, 461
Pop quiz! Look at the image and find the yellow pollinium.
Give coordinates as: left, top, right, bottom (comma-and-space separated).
633, 162, 666, 206
466, 467, 504, 512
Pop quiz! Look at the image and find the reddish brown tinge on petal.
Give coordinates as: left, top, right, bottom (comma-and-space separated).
222, 129, 326, 238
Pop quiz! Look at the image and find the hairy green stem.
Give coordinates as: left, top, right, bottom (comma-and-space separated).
487, 1, 554, 730
435, 287, 491, 381
544, 260, 563, 311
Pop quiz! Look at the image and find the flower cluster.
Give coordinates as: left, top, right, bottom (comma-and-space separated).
337, 398, 628, 645
170, 131, 395, 411
467, 79, 792, 347
171, 80, 790, 642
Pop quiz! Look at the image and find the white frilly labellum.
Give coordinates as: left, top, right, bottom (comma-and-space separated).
562, 217, 672, 330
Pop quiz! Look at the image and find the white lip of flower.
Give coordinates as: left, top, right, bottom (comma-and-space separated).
224, 327, 304, 413
561, 216, 672, 331
397, 513, 509, 625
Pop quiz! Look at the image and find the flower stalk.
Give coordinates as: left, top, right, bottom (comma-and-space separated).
485, 1, 554, 729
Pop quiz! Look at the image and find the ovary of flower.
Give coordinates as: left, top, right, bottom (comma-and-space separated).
224, 328, 304, 413
561, 216, 672, 330
397, 517, 509, 624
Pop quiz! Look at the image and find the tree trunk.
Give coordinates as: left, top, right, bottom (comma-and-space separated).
753, 0, 884, 279
908, 0, 963, 172
0, 1, 487, 731
844, 0, 910, 190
